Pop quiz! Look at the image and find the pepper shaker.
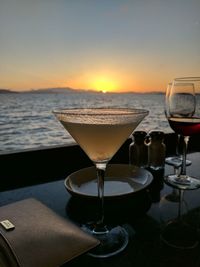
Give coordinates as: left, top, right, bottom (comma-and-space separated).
147, 131, 166, 171
129, 131, 148, 168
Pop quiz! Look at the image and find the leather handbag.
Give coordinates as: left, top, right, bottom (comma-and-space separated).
0, 198, 99, 267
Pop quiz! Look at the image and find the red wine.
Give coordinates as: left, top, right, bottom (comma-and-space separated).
168, 117, 200, 136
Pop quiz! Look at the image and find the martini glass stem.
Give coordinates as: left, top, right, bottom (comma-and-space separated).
95, 162, 108, 233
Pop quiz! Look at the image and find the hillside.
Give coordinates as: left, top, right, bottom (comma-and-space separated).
0, 89, 18, 93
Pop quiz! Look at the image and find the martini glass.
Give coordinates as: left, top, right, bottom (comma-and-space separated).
53, 108, 149, 258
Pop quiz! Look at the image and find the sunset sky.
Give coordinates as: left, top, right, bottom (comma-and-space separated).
0, 0, 200, 93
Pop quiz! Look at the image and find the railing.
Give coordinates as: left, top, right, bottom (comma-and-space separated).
0, 133, 199, 191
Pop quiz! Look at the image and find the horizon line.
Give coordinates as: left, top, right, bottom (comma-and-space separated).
0, 87, 164, 94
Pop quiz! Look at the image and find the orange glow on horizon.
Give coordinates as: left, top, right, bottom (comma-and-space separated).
89, 76, 120, 93
3, 71, 167, 93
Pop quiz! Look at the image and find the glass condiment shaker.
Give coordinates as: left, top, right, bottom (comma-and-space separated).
129, 131, 148, 168
147, 131, 166, 171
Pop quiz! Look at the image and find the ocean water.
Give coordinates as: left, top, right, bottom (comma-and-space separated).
0, 92, 171, 153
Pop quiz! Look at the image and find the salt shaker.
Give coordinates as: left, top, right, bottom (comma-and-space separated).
147, 131, 166, 170
129, 131, 148, 168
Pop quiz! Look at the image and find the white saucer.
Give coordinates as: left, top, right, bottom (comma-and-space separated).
64, 164, 153, 199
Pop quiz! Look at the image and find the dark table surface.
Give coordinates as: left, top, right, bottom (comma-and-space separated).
1, 152, 200, 267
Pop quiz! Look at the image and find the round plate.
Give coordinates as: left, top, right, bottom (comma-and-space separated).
64, 164, 153, 199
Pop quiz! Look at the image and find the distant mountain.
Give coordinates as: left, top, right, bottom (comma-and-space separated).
0, 87, 164, 94
25, 87, 94, 94
26, 88, 164, 94
0, 89, 18, 94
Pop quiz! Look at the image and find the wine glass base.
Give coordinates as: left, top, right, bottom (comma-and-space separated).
160, 220, 198, 250
164, 175, 200, 190
165, 157, 191, 168
82, 224, 129, 258
164, 190, 179, 202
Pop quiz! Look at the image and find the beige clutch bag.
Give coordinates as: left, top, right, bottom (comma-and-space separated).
0, 198, 99, 267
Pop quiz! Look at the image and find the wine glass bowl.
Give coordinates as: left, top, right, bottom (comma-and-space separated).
53, 107, 149, 258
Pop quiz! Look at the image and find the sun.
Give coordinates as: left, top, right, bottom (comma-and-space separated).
91, 76, 119, 93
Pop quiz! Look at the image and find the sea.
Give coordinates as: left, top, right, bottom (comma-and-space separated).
0, 92, 172, 154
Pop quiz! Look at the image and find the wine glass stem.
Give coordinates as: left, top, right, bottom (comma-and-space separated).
178, 189, 184, 220
180, 136, 189, 176
174, 166, 179, 176
176, 134, 181, 156
95, 162, 107, 231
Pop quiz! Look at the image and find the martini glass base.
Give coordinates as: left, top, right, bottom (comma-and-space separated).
81, 224, 129, 258
160, 220, 198, 250
164, 175, 200, 190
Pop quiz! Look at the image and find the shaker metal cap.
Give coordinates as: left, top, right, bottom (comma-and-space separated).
149, 131, 165, 139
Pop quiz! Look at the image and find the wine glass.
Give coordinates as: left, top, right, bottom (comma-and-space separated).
160, 189, 198, 249
164, 83, 181, 168
165, 83, 191, 186
165, 77, 200, 190
165, 134, 191, 202
161, 77, 200, 249
53, 108, 149, 258
164, 82, 191, 201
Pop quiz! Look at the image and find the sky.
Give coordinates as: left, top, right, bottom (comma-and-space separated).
0, 0, 200, 93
